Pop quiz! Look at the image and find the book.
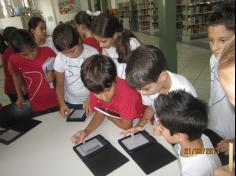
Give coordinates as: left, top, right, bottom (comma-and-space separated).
94, 107, 121, 119
42, 57, 55, 88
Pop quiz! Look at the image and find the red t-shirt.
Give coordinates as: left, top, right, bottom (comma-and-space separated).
10, 47, 58, 111
90, 78, 144, 120
83, 37, 102, 53
2, 47, 16, 94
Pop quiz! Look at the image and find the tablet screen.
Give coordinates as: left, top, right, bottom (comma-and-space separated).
121, 133, 150, 151
70, 109, 85, 119
0, 129, 21, 142
76, 138, 104, 157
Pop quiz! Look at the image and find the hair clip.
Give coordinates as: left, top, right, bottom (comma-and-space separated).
86, 10, 101, 16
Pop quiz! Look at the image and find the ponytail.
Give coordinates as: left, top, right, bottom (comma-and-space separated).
0, 34, 7, 54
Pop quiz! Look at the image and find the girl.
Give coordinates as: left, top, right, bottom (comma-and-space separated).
28, 16, 58, 53
91, 14, 141, 79
52, 24, 98, 117
8, 29, 58, 117
75, 11, 102, 53
1, 27, 24, 103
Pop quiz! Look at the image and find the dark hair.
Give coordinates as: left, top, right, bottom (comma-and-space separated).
52, 23, 81, 52
75, 11, 93, 29
92, 14, 137, 63
28, 16, 45, 32
126, 45, 168, 89
154, 90, 208, 141
80, 54, 117, 93
209, 1, 235, 32
8, 29, 36, 53
0, 34, 7, 54
3, 26, 17, 43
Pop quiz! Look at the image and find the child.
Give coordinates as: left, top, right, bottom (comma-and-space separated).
122, 45, 197, 135
71, 55, 144, 144
207, 2, 235, 148
1, 27, 18, 103
52, 24, 98, 116
28, 16, 58, 53
91, 14, 140, 79
214, 35, 235, 176
8, 29, 58, 117
75, 11, 102, 53
153, 90, 222, 176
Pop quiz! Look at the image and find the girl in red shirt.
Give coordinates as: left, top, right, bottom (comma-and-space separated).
75, 11, 102, 53
8, 29, 59, 117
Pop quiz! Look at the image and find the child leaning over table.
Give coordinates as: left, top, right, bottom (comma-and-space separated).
153, 90, 221, 176
71, 54, 144, 144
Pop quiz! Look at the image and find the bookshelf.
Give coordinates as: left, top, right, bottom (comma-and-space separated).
117, 0, 230, 40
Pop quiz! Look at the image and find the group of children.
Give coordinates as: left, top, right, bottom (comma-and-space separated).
0, 1, 235, 176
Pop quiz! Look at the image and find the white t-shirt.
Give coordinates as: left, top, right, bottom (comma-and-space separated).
41, 37, 58, 54
103, 37, 140, 79
208, 54, 235, 139
175, 134, 221, 176
54, 44, 98, 104
142, 71, 197, 121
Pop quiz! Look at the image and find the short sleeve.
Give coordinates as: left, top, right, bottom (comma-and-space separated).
129, 38, 140, 51
53, 53, 65, 72
9, 55, 19, 74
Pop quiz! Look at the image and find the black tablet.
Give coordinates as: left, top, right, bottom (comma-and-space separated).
0, 129, 22, 145
118, 131, 154, 153
73, 135, 106, 159
67, 109, 86, 122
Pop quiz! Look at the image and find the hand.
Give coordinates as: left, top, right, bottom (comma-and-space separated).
45, 71, 54, 82
217, 139, 234, 155
214, 164, 235, 176
71, 130, 88, 144
83, 99, 91, 116
59, 104, 70, 117
15, 97, 24, 108
121, 126, 145, 139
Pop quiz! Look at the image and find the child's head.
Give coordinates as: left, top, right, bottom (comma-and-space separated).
218, 35, 235, 106
154, 90, 208, 144
52, 23, 81, 58
0, 34, 7, 54
126, 45, 168, 96
91, 14, 136, 62
81, 54, 117, 103
28, 17, 47, 42
3, 26, 17, 44
75, 11, 93, 38
9, 29, 37, 58
208, 1, 235, 58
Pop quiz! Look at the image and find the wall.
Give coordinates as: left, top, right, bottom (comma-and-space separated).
0, 16, 24, 28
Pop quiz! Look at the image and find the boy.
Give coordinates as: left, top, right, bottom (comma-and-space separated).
71, 55, 144, 144
207, 2, 235, 153
154, 90, 221, 176
122, 45, 197, 135
53, 24, 98, 116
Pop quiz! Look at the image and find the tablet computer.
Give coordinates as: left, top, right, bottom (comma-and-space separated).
67, 109, 86, 122
0, 129, 22, 145
118, 131, 154, 153
73, 135, 106, 159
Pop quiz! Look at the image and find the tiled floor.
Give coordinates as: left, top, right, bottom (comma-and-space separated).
0, 32, 211, 106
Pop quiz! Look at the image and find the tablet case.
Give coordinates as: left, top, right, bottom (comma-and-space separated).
118, 130, 177, 175
0, 119, 41, 145
67, 109, 87, 122
73, 135, 129, 176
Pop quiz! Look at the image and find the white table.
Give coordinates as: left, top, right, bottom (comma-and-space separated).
0, 112, 181, 176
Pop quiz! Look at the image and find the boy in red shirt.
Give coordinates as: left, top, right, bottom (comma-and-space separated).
8, 29, 59, 117
71, 55, 144, 144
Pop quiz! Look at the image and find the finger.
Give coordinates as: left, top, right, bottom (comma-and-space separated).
131, 132, 135, 140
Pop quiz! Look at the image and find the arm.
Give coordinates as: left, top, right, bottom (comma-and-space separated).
71, 112, 105, 144
55, 71, 69, 117
107, 117, 133, 130
8, 62, 24, 107
136, 106, 154, 127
